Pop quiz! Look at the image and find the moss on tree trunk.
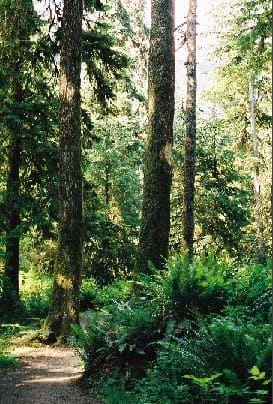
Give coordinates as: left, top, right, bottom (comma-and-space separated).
182, 0, 197, 260
137, 0, 175, 272
44, 0, 83, 340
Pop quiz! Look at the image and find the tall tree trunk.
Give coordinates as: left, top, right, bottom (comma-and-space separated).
44, 0, 83, 340
137, 0, 175, 272
248, 76, 266, 264
4, 107, 21, 301
3, 9, 25, 301
182, 0, 197, 260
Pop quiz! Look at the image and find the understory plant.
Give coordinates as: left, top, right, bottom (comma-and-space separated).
70, 254, 272, 403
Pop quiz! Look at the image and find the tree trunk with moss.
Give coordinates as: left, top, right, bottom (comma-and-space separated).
2, 1, 29, 303
44, 0, 83, 340
182, 0, 197, 260
137, 0, 175, 272
4, 91, 21, 301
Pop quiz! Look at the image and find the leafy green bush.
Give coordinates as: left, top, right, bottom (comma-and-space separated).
80, 278, 98, 311
71, 301, 160, 378
205, 317, 270, 381
129, 318, 271, 404
93, 279, 133, 309
0, 353, 17, 368
73, 254, 272, 403
20, 270, 52, 318
0, 325, 18, 368
229, 260, 272, 322
134, 253, 231, 319
80, 277, 134, 311
132, 337, 208, 404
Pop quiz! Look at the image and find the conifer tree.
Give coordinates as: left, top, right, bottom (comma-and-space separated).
137, 0, 175, 272
44, 0, 83, 340
0, 0, 44, 302
182, 0, 197, 260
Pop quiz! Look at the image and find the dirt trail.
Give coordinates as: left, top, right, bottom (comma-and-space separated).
0, 339, 100, 404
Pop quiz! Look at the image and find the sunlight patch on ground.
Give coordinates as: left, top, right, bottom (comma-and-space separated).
20, 374, 82, 384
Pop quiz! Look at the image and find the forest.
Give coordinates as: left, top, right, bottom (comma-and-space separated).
0, 0, 272, 403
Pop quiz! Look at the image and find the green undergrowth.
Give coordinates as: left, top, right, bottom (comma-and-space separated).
0, 269, 52, 323
0, 324, 21, 368
20, 270, 53, 319
0, 253, 271, 402
70, 253, 272, 404
0, 321, 45, 369
1, 269, 129, 323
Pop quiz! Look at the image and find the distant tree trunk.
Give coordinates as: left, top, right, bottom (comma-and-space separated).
248, 76, 266, 264
3, 6, 25, 301
137, 0, 175, 272
182, 0, 197, 260
44, 0, 83, 340
4, 85, 22, 301
5, 137, 20, 299
105, 162, 110, 205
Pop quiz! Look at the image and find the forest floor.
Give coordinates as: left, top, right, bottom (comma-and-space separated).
0, 331, 100, 404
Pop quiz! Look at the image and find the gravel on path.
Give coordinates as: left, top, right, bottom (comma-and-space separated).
0, 343, 100, 404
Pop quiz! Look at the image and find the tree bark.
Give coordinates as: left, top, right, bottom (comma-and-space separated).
182, 0, 197, 260
44, 0, 83, 340
3, 1, 27, 302
248, 76, 266, 264
4, 109, 21, 301
137, 0, 175, 272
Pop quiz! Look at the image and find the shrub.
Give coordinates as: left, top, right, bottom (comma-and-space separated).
134, 253, 231, 320
80, 278, 98, 311
93, 279, 134, 309
128, 318, 271, 404
225, 261, 271, 313
0, 353, 17, 368
0, 325, 18, 369
20, 270, 52, 318
71, 302, 160, 379
74, 254, 272, 403
132, 337, 208, 404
